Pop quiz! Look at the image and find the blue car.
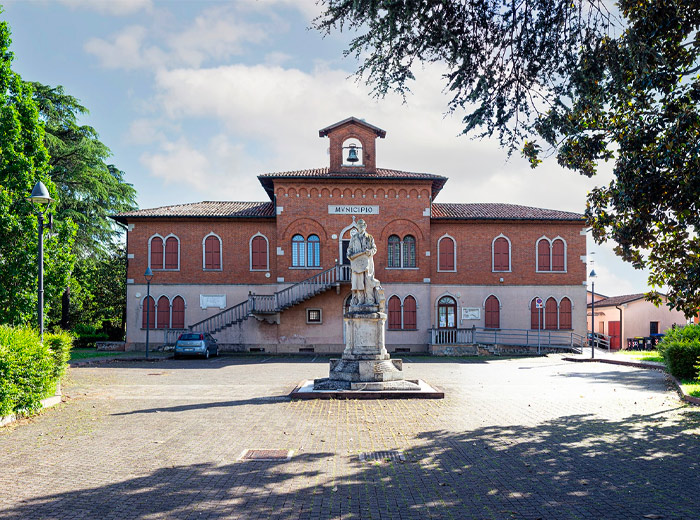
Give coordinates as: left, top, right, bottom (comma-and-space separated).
174, 332, 219, 359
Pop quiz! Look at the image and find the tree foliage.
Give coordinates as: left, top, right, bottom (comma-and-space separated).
315, 0, 700, 316
0, 19, 75, 326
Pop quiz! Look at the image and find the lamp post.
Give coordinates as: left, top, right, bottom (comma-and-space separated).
144, 267, 153, 359
589, 269, 597, 359
28, 181, 54, 342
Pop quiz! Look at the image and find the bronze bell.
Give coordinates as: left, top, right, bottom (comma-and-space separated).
346, 145, 359, 163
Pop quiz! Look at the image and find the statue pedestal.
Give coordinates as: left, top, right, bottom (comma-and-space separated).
314, 309, 420, 391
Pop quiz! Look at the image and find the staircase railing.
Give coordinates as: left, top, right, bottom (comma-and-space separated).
188, 263, 351, 334
430, 327, 587, 353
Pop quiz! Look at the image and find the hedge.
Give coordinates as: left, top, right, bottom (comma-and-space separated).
0, 325, 73, 417
657, 324, 700, 380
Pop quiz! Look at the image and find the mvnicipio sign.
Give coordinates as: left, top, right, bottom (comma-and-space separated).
328, 205, 379, 215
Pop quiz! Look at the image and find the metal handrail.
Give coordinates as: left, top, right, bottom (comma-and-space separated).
430, 327, 587, 352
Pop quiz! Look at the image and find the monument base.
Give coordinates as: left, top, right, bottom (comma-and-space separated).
291, 379, 443, 399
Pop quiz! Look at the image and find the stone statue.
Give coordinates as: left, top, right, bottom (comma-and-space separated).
347, 219, 383, 309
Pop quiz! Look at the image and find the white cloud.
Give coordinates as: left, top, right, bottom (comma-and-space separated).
140, 139, 211, 190
60, 0, 152, 16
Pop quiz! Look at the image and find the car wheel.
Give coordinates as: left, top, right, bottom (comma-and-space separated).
204, 348, 210, 359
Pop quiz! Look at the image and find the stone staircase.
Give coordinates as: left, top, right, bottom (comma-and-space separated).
188, 264, 351, 335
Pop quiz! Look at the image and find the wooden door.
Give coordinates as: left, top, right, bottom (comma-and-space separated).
608, 321, 621, 350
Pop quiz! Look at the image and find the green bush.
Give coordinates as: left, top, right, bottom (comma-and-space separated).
658, 324, 700, 380
71, 323, 109, 347
0, 325, 56, 417
44, 330, 73, 381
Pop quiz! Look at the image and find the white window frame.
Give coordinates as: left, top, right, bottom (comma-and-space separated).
402, 294, 418, 330
491, 234, 512, 273
536, 236, 568, 273
249, 232, 270, 272
147, 233, 164, 269
306, 308, 322, 324
202, 232, 223, 271
170, 295, 187, 329
161, 234, 181, 271
483, 294, 502, 329
437, 234, 457, 273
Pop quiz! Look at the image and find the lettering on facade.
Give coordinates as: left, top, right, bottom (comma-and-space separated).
200, 294, 226, 309
328, 205, 379, 215
462, 308, 481, 320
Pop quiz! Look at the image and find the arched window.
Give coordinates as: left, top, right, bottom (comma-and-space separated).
150, 236, 163, 269
485, 296, 500, 329
307, 235, 320, 267
537, 239, 551, 271
171, 296, 185, 329
388, 296, 402, 330
545, 297, 558, 330
292, 234, 305, 267
403, 296, 417, 329
387, 235, 401, 268
559, 297, 572, 330
402, 235, 416, 268
493, 236, 510, 272
164, 236, 179, 270
142, 296, 155, 329
251, 235, 268, 270
552, 239, 565, 271
530, 298, 544, 330
438, 236, 455, 271
438, 296, 457, 329
204, 235, 221, 270
156, 296, 170, 329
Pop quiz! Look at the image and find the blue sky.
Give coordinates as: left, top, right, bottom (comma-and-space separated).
2, 0, 648, 296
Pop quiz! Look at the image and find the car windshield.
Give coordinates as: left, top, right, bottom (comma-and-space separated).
179, 333, 203, 341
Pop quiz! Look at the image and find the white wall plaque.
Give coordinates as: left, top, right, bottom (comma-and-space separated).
462, 307, 481, 320
328, 205, 379, 215
200, 294, 226, 309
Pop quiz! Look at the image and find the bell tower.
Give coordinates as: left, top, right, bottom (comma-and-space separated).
319, 117, 386, 174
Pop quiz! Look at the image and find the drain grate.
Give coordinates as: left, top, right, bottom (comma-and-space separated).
359, 450, 405, 463
238, 449, 293, 461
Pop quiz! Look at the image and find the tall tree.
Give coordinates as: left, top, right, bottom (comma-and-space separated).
0, 19, 75, 326
316, 0, 700, 315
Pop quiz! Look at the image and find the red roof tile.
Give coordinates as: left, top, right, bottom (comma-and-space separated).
113, 201, 274, 222
587, 294, 648, 308
431, 202, 584, 221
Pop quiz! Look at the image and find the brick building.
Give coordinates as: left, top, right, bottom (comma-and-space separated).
114, 117, 588, 353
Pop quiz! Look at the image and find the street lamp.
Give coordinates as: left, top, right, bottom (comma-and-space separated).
27, 181, 54, 342
589, 269, 597, 358
144, 267, 153, 360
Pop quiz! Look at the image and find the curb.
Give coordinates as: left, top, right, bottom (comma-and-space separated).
563, 356, 700, 406
70, 355, 172, 366
0, 389, 62, 428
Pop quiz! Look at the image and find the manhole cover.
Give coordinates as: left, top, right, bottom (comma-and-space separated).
238, 449, 293, 461
359, 450, 405, 463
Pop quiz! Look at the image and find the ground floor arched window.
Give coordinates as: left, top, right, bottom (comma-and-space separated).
485, 295, 500, 329
438, 296, 457, 329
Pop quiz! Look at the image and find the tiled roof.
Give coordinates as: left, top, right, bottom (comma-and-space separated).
587, 294, 647, 308
258, 167, 448, 199
112, 201, 275, 222
318, 117, 386, 138
431, 202, 584, 221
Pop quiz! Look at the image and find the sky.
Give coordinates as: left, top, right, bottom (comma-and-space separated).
2, 0, 649, 296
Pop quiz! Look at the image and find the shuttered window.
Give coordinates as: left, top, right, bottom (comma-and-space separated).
403, 296, 417, 329
559, 297, 572, 329
388, 296, 401, 330
552, 239, 565, 271
493, 237, 509, 271
438, 237, 455, 271
150, 237, 163, 269
251, 236, 267, 270
485, 296, 500, 329
142, 296, 155, 329
156, 296, 170, 329
171, 296, 185, 329
545, 297, 558, 330
204, 235, 221, 270
164, 237, 178, 269
537, 240, 550, 271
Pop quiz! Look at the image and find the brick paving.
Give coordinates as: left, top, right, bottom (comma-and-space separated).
1, 355, 699, 519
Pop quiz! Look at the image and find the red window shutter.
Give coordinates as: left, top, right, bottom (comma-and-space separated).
494, 237, 509, 271
485, 296, 500, 329
439, 237, 454, 270
156, 296, 170, 329
403, 296, 417, 329
142, 296, 155, 329
545, 298, 558, 330
538, 240, 550, 271
388, 296, 401, 330
530, 298, 542, 330
552, 240, 565, 271
559, 297, 572, 329
171, 296, 185, 329
252, 236, 267, 270
165, 237, 178, 269
150, 237, 163, 269
205, 236, 220, 270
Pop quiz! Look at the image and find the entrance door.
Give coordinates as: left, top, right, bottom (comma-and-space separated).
437, 296, 458, 343
608, 321, 621, 350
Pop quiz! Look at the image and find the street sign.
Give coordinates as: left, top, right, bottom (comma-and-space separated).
535, 297, 543, 309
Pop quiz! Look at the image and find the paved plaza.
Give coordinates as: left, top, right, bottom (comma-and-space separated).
1, 355, 699, 519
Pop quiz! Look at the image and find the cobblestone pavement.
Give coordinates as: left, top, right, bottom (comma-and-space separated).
1, 355, 699, 520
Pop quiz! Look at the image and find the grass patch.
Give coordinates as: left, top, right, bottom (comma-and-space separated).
680, 380, 700, 398
69, 348, 132, 361
615, 349, 664, 363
